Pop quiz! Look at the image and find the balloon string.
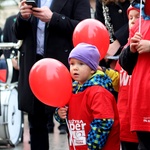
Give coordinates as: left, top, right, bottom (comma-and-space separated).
65, 118, 76, 150
138, 0, 143, 33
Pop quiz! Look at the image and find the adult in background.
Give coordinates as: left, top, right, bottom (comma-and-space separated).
2, 14, 19, 82
13, 0, 91, 150
3, 14, 67, 136
95, 0, 131, 68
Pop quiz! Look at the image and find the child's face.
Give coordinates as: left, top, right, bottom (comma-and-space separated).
69, 58, 95, 84
128, 9, 140, 29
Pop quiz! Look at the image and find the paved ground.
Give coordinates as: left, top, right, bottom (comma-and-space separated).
0, 114, 69, 150
0, 113, 122, 150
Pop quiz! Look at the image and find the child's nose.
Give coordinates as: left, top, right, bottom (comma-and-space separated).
73, 64, 78, 70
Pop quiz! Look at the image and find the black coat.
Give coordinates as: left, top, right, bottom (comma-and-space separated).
3, 15, 19, 82
0, 27, 2, 42
13, 0, 91, 114
119, 46, 138, 75
3, 15, 18, 43
95, 0, 130, 46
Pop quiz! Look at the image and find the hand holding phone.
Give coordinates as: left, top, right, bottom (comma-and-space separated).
25, 0, 37, 7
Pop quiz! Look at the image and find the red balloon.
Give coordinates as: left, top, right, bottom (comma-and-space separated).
145, 0, 150, 16
73, 19, 109, 60
29, 58, 72, 107
0, 69, 7, 82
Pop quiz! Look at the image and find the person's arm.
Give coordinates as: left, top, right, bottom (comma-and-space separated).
113, 24, 129, 47
14, 0, 91, 40
107, 40, 121, 56
119, 46, 138, 75
13, 0, 33, 40
86, 89, 117, 149
87, 118, 114, 150
54, 108, 66, 124
106, 24, 129, 58
104, 68, 119, 92
98, 66, 119, 93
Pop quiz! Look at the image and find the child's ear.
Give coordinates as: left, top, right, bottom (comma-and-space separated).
91, 70, 95, 74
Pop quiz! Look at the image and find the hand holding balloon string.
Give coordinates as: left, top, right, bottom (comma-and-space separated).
58, 106, 68, 119
57, 106, 76, 149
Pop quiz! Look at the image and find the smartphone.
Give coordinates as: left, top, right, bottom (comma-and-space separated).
26, 0, 37, 7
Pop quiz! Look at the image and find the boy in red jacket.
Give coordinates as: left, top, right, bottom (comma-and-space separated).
55, 43, 120, 150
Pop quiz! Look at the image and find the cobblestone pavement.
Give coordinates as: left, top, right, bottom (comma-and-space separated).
0, 114, 69, 150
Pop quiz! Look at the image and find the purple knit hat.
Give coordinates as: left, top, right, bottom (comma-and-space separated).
68, 43, 100, 71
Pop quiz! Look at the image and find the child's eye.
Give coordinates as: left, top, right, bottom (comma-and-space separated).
69, 62, 74, 66
79, 62, 84, 65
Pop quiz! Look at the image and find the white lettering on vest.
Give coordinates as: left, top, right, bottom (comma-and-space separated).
120, 68, 131, 86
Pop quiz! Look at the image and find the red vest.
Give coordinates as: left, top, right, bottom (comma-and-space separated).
68, 86, 120, 150
115, 62, 138, 142
129, 19, 150, 132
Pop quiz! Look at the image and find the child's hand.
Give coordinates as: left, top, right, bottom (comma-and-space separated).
58, 107, 68, 119
130, 32, 142, 53
136, 39, 150, 54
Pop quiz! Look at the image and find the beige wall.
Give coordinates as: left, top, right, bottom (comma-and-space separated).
0, 5, 19, 28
